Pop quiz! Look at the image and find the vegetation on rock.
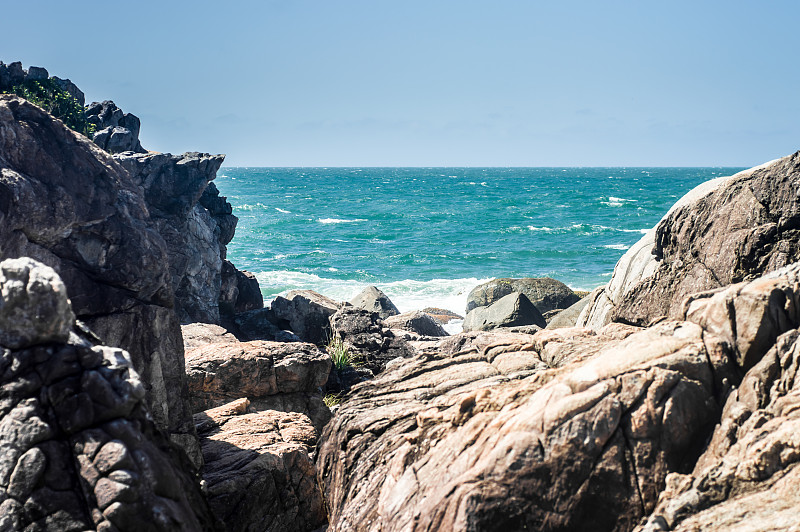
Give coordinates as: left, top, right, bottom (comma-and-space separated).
4, 78, 94, 136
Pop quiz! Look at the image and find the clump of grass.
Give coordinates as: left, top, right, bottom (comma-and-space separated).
323, 393, 343, 408
326, 335, 362, 370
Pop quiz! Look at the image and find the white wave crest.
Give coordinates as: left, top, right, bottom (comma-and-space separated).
318, 218, 367, 224
276, 208, 291, 213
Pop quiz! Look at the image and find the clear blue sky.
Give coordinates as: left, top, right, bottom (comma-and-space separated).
3, 0, 798, 166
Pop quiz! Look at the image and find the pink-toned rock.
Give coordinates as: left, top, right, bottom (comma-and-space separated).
196, 399, 326, 532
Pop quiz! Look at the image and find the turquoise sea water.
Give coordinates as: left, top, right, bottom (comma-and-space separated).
215, 167, 744, 318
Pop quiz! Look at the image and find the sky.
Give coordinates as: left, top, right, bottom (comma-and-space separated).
2, 0, 799, 167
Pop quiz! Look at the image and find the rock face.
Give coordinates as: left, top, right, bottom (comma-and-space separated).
466, 277, 580, 314
0, 95, 198, 462
272, 290, 342, 345
317, 261, 800, 531
639, 265, 800, 531
0, 257, 217, 531
116, 151, 234, 324
350, 286, 399, 319
463, 292, 546, 332
579, 154, 799, 329
384, 310, 449, 337
196, 399, 327, 532
86, 100, 145, 154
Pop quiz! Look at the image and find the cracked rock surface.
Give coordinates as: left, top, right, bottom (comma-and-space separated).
0, 257, 216, 531
195, 399, 326, 532
579, 152, 800, 329
0, 95, 198, 463
317, 263, 800, 531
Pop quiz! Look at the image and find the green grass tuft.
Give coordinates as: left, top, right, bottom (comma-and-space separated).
326, 335, 362, 370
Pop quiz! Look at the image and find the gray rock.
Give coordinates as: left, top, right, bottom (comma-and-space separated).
51, 76, 85, 106
466, 277, 580, 314
0, 264, 217, 530
87, 101, 145, 154
271, 290, 342, 344
25, 66, 48, 81
463, 292, 546, 332
350, 285, 400, 318
181, 322, 237, 350
0, 95, 198, 463
0, 258, 75, 348
383, 310, 449, 337
546, 293, 593, 329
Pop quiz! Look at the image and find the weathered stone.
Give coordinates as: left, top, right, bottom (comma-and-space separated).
0, 299, 217, 529
196, 400, 326, 532
86, 101, 144, 154
0, 95, 197, 459
185, 340, 331, 413
421, 307, 464, 325
0, 258, 74, 348
181, 322, 237, 350
580, 154, 800, 329
384, 310, 449, 337
329, 307, 415, 377
25, 66, 48, 81
546, 292, 593, 329
466, 277, 580, 314
463, 292, 546, 332
350, 286, 399, 319
271, 290, 342, 344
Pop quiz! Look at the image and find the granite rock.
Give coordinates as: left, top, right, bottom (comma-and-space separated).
462, 292, 546, 332
384, 310, 449, 337
466, 277, 580, 314
350, 286, 399, 319
271, 290, 343, 345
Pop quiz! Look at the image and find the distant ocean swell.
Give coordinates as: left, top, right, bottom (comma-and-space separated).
217, 167, 745, 318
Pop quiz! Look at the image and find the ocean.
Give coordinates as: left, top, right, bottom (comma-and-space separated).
216, 167, 744, 326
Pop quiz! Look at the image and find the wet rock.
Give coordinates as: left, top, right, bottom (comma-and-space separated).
350, 286, 399, 319
384, 310, 449, 337
466, 277, 580, 314
462, 292, 546, 332
196, 399, 326, 532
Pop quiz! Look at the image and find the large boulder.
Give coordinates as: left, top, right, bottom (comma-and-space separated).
184, 340, 331, 429
350, 285, 399, 319
0, 257, 217, 531
317, 263, 800, 531
466, 277, 580, 314
0, 95, 198, 462
271, 289, 342, 345
384, 310, 449, 337
462, 292, 546, 332
579, 153, 800, 329
196, 399, 327, 532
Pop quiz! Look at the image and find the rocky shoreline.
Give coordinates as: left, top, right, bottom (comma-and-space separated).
1, 61, 799, 531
